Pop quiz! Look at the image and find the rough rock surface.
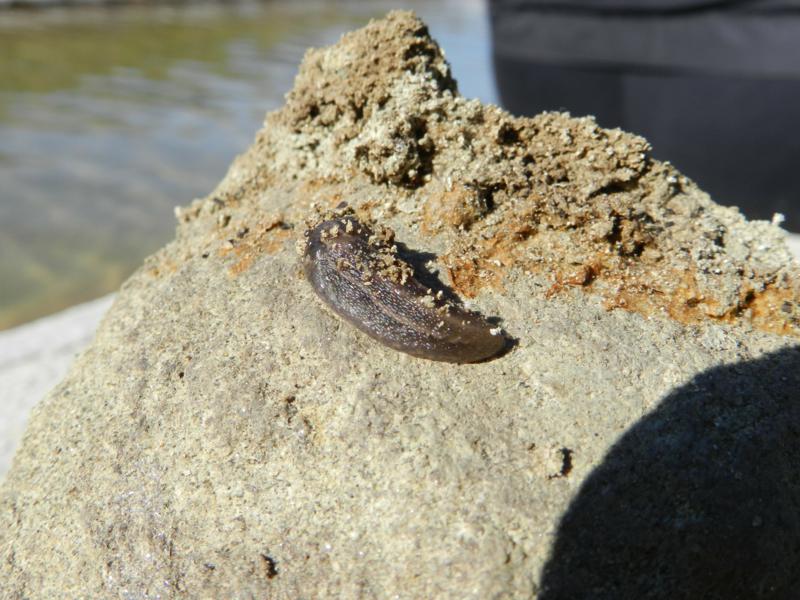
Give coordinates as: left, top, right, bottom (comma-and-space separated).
2, 11, 800, 599
0, 295, 114, 480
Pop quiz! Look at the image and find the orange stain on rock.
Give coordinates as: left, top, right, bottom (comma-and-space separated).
220, 214, 292, 276
442, 211, 800, 338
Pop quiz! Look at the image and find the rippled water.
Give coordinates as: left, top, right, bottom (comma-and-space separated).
0, 0, 496, 329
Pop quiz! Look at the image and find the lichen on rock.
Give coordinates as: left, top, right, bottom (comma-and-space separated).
2, 10, 800, 600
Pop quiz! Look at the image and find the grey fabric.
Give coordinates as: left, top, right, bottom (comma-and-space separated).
493, 0, 800, 13
491, 2, 800, 78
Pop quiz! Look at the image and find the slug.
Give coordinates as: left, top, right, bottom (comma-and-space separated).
302, 210, 507, 363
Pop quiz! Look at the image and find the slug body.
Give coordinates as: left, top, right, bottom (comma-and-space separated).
303, 213, 506, 363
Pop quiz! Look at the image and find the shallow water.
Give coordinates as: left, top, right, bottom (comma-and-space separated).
0, 0, 496, 329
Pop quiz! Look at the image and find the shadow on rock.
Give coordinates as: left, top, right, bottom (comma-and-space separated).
540, 345, 800, 599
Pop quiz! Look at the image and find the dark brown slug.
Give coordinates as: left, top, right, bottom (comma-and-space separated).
302, 211, 507, 363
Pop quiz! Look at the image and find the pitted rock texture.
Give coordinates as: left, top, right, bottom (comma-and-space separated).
2, 11, 800, 600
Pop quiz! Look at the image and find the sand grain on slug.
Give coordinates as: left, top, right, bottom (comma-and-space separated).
302, 211, 508, 363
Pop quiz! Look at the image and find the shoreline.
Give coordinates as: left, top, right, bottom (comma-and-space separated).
0, 294, 114, 479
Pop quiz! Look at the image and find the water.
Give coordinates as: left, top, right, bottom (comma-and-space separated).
0, 0, 496, 329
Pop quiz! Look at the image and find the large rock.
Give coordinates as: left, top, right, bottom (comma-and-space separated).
2, 11, 799, 599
